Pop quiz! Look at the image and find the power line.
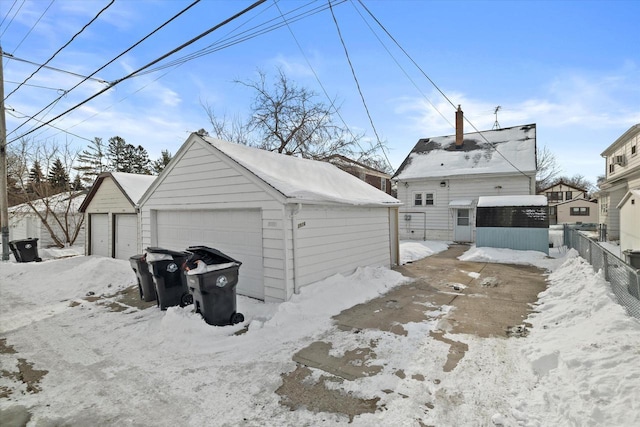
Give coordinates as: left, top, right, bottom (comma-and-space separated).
4, 0, 115, 101
8, 0, 55, 55
7, 108, 94, 143
0, 0, 24, 39
7, 0, 203, 139
2, 52, 109, 84
8, 0, 268, 144
4, 80, 66, 93
328, 1, 392, 170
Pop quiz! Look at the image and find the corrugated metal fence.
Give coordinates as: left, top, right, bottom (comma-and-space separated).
564, 226, 640, 319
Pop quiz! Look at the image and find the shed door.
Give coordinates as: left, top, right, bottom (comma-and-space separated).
454, 208, 472, 242
155, 210, 264, 300
90, 214, 109, 257
115, 214, 138, 260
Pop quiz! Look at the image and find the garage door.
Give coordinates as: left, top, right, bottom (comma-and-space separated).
155, 210, 264, 300
115, 214, 138, 260
90, 214, 109, 257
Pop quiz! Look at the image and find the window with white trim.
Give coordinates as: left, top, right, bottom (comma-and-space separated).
570, 207, 590, 216
413, 192, 435, 206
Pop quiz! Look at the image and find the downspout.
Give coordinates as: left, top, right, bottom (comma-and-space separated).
290, 203, 302, 294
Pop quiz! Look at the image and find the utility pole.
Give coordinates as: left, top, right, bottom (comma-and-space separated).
1, 45, 10, 261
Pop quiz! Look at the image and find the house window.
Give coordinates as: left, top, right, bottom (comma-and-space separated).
570, 207, 590, 216
632, 145, 637, 156
609, 164, 615, 174
546, 191, 562, 202
381, 179, 387, 193
413, 192, 435, 206
565, 191, 573, 200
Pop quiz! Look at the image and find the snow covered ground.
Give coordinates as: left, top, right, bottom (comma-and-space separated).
1, 242, 639, 426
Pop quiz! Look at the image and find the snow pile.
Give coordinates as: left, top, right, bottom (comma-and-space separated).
459, 244, 565, 270
513, 251, 640, 426
400, 240, 449, 264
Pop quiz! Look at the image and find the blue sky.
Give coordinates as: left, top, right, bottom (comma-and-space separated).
2, 0, 639, 186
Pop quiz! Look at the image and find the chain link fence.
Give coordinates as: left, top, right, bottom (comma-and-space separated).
564, 226, 640, 319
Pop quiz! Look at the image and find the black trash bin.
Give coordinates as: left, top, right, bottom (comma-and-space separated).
184, 246, 244, 326
129, 254, 156, 302
145, 247, 192, 310
9, 238, 42, 263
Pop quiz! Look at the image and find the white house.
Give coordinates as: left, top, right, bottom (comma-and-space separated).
598, 124, 640, 241
537, 180, 590, 225
138, 134, 401, 303
79, 172, 157, 260
392, 114, 537, 243
9, 192, 86, 248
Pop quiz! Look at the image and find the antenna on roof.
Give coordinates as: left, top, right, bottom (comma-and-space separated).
492, 106, 501, 130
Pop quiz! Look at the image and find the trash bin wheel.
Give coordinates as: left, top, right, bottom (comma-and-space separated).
230, 312, 244, 325
180, 292, 193, 307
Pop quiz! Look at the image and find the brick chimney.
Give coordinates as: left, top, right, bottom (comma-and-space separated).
455, 105, 463, 149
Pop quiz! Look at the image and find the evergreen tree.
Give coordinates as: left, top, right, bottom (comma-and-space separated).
131, 145, 151, 174
48, 158, 70, 189
75, 138, 108, 185
71, 174, 84, 191
29, 160, 45, 183
107, 136, 130, 172
152, 150, 173, 174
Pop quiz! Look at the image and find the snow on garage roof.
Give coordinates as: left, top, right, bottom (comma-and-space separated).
477, 195, 548, 207
110, 172, 157, 205
202, 136, 400, 206
393, 124, 536, 180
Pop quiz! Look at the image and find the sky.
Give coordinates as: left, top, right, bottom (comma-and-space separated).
1, 241, 639, 425
1, 0, 639, 187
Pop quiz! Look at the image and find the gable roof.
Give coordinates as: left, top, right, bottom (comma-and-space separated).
201, 135, 400, 206
79, 172, 157, 212
393, 124, 536, 180
537, 180, 587, 193
322, 154, 391, 179
601, 124, 640, 157
616, 189, 640, 209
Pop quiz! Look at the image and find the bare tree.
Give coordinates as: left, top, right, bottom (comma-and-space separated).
202, 69, 388, 165
536, 145, 562, 192
9, 139, 85, 247
554, 174, 596, 196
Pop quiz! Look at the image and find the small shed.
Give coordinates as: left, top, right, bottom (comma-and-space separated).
617, 189, 640, 254
138, 133, 401, 303
476, 195, 549, 254
79, 172, 157, 260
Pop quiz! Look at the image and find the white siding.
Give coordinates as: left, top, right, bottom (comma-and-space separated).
293, 205, 391, 289
620, 195, 640, 252
607, 187, 627, 240
397, 174, 532, 241
556, 200, 598, 224
140, 140, 288, 302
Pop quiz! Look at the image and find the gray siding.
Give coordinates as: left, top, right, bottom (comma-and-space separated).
476, 227, 549, 255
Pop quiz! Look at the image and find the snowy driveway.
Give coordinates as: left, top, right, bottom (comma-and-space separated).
1, 244, 639, 426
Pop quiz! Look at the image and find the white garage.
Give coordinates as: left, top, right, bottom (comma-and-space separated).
139, 133, 401, 303
80, 172, 157, 260
154, 209, 264, 300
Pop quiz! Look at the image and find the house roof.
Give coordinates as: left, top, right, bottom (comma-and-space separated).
201, 136, 400, 206
393, 124, 536, 180
9, 191, 86, 214
600, 124, 640, 157
322, 154, 391, 179
554, 197, 598, 207
477, 195, 547, 207
79, 172, 157, 212
537, 180, 587, 193
616, 189, 640, 209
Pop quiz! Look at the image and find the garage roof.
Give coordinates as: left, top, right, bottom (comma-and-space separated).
79, 172, 157, 212
202, 136, 400, 206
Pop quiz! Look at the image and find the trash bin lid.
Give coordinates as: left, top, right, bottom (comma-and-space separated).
184, 246, 241, 268
145, 247, 189, 257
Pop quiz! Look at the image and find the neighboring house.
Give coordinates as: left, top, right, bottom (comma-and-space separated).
9, 191, 86, 248
617, 189, 640, 253
138, 133, 401, 303
555, 198, 598, 225
598, 124, 640, 241
323, 154, 393, 196
537, 180, 589, 224
392, 115, 537, 243
79, 172, 157, 260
